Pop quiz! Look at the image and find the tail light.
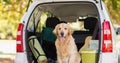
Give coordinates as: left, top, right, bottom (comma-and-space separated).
102, 21, 113, 52
16, 23, 24, 52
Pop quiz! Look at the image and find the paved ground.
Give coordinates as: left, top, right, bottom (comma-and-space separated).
0, 40, 16, 63
0, 40, 16, 54
0, 58, 14, 63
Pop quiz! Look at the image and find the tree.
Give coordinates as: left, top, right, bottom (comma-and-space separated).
104, 0, 120, 24
0, 0, 27, 39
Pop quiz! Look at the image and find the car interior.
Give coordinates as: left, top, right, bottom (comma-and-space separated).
26, 2, 100, 63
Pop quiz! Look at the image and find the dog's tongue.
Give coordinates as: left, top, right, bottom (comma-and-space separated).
60, 37, 65, 42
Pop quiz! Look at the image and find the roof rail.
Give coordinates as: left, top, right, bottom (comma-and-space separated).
26, 0, 33, 11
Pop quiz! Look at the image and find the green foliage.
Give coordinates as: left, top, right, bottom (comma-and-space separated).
111, 0, 117, 9
0, 0, 27, 39
104, 0, 120, 24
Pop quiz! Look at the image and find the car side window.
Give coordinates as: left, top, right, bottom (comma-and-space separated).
36, 12, 50, 33
27, 7, 40, 32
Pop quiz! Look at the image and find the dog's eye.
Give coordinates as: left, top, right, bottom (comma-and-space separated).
59, 28, 61, 30
64, 28, 67, 30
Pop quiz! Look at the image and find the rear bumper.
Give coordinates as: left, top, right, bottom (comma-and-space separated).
14, 53, 28, 63
100, 53, 118, 63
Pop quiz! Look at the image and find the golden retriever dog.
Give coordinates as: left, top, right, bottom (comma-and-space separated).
53, 23, 81, 63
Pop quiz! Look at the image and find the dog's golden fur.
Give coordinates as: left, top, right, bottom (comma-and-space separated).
53, 23, 81, 63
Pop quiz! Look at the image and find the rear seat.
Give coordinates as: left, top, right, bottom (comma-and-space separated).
73, 31, 93, 50
41, 17, 60, 60
73, 17, 98, 50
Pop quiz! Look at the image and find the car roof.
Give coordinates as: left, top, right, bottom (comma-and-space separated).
28, 0, 101, 22
32, 0, 101, 3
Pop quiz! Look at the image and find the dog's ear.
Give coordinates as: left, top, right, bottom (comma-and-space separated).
53, 24, 59, 35
68, 26, 73, 35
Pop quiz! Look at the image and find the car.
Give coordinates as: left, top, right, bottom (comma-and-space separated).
116, 27, 120, 35
15, 0, 119, 63
116, 27, 120, 53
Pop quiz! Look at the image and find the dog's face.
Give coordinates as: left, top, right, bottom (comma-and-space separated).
53, 23, 73, 39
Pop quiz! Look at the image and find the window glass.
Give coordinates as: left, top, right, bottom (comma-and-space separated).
36, 12, 49, 32
68, 21, 86, 31
27, 7, 40, 32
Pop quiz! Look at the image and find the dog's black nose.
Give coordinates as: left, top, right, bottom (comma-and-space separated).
60, 32, 64, 37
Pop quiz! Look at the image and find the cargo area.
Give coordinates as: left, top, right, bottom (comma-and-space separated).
26, 2, 100, 63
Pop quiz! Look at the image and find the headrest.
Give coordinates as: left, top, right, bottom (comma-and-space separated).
46, 17, 60, 28
84, 17, 98, 31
